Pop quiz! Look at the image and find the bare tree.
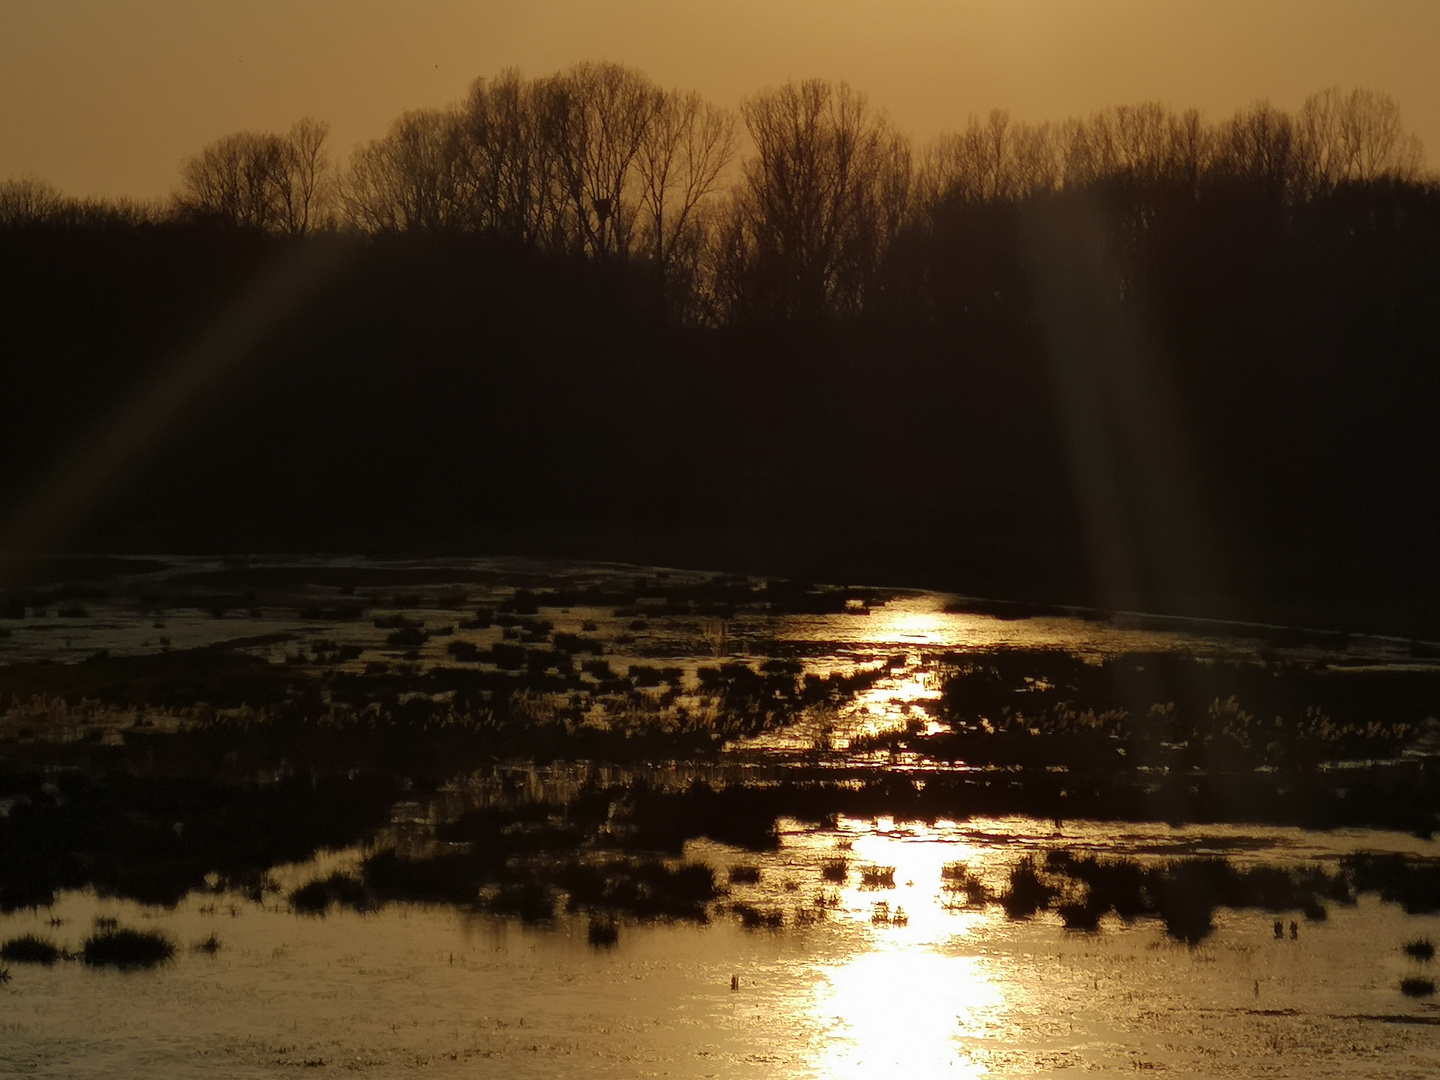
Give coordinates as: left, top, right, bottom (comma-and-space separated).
178, 120, 332, 233
543, 61, 662, 259
919, 109, 1061, 208
1209, 99, 1320, 203
0, 175, 63, 225
338, 108, 475, 231
635, 89, 735, 272
286, 118, 332, 233
1300, 86, 1424, 189
462, 69, 563, 246
1061, 103, 1191, 188
725, 79, 911, 320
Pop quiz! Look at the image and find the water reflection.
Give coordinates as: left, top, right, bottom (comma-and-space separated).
6, 814, 1440, 1077
797, 821, 1006, 1077
869, 603, 952, 646
813, 948, 1000, 1077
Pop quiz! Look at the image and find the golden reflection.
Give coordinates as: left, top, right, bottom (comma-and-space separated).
796, 821, 1006, 1076
870, 602, 951, 646
849, 664, 946, 745
812, 947, 1000, 1077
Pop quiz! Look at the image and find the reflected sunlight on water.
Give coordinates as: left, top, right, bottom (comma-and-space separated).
793, 822, 1006, 1077
4, 815, 1440, 1077
868, 604, 953, 647
6, 558, 1440, 1076
811, 948, 1000, 1078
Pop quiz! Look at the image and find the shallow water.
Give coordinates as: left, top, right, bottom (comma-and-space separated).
4, 556, 1440, 1076
3, 554, 1431, 754
3, 815, 1439, 1078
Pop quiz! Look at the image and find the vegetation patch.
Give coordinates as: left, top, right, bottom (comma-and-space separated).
1403, 937, 1436, 962
81, 928, 175, 969
0, 934, 62, 965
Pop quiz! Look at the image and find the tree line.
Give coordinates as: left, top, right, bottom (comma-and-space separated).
4, 66, 1440, 630
2, 65, 1430, 324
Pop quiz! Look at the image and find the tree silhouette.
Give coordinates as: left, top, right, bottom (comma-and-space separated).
178, 119, 332, 233
339, 108, 475, 231
0, 176, 63, 226
719, 79, 911, 321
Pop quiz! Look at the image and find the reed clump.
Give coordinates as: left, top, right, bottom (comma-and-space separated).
1403, 937, 1436, 961
859, 865, 896, 889
81, 927, 175, 969
289, 871, 373, 915
587, 915, 619, 947
0, 934, 62, 965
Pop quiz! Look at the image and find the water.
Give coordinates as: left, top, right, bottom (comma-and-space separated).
3, 816, 1438, 1078
2, 555, 1439, 1076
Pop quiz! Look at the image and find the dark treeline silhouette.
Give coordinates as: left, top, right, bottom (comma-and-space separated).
3, 68, 1440, 632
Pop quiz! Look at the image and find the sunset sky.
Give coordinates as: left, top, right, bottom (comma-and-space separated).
2, 0, 1437, 202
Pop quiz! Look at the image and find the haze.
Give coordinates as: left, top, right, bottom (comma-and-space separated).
2, 0, 1437, 203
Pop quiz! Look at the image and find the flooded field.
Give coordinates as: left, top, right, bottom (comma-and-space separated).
2, 556, 1440, 1076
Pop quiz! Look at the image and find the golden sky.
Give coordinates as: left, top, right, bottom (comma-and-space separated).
2, 0, 1437, 201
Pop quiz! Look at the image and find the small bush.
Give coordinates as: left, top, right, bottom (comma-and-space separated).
729, 865, 762, 885
1400, 977, 1436, 997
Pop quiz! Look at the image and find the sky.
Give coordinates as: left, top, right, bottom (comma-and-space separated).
2, 0, 1438, 202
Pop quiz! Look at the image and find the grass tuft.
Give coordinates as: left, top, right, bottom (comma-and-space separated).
1403, 938, 1436, 962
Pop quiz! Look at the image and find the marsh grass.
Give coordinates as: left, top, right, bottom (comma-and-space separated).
1403, 937, 1436, 961
732, 902, 784, 929
82, 928, 175, 969
0, 934, 62, 965
488, 881, 555, 922
858, 865, 896, 889
1400, 977, 1436, 997
1000, 858, 1056, 919
587, 916, 619, 947
289, 872, 373, 915
192, 933, 221, 955
940, 862, 992, 907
